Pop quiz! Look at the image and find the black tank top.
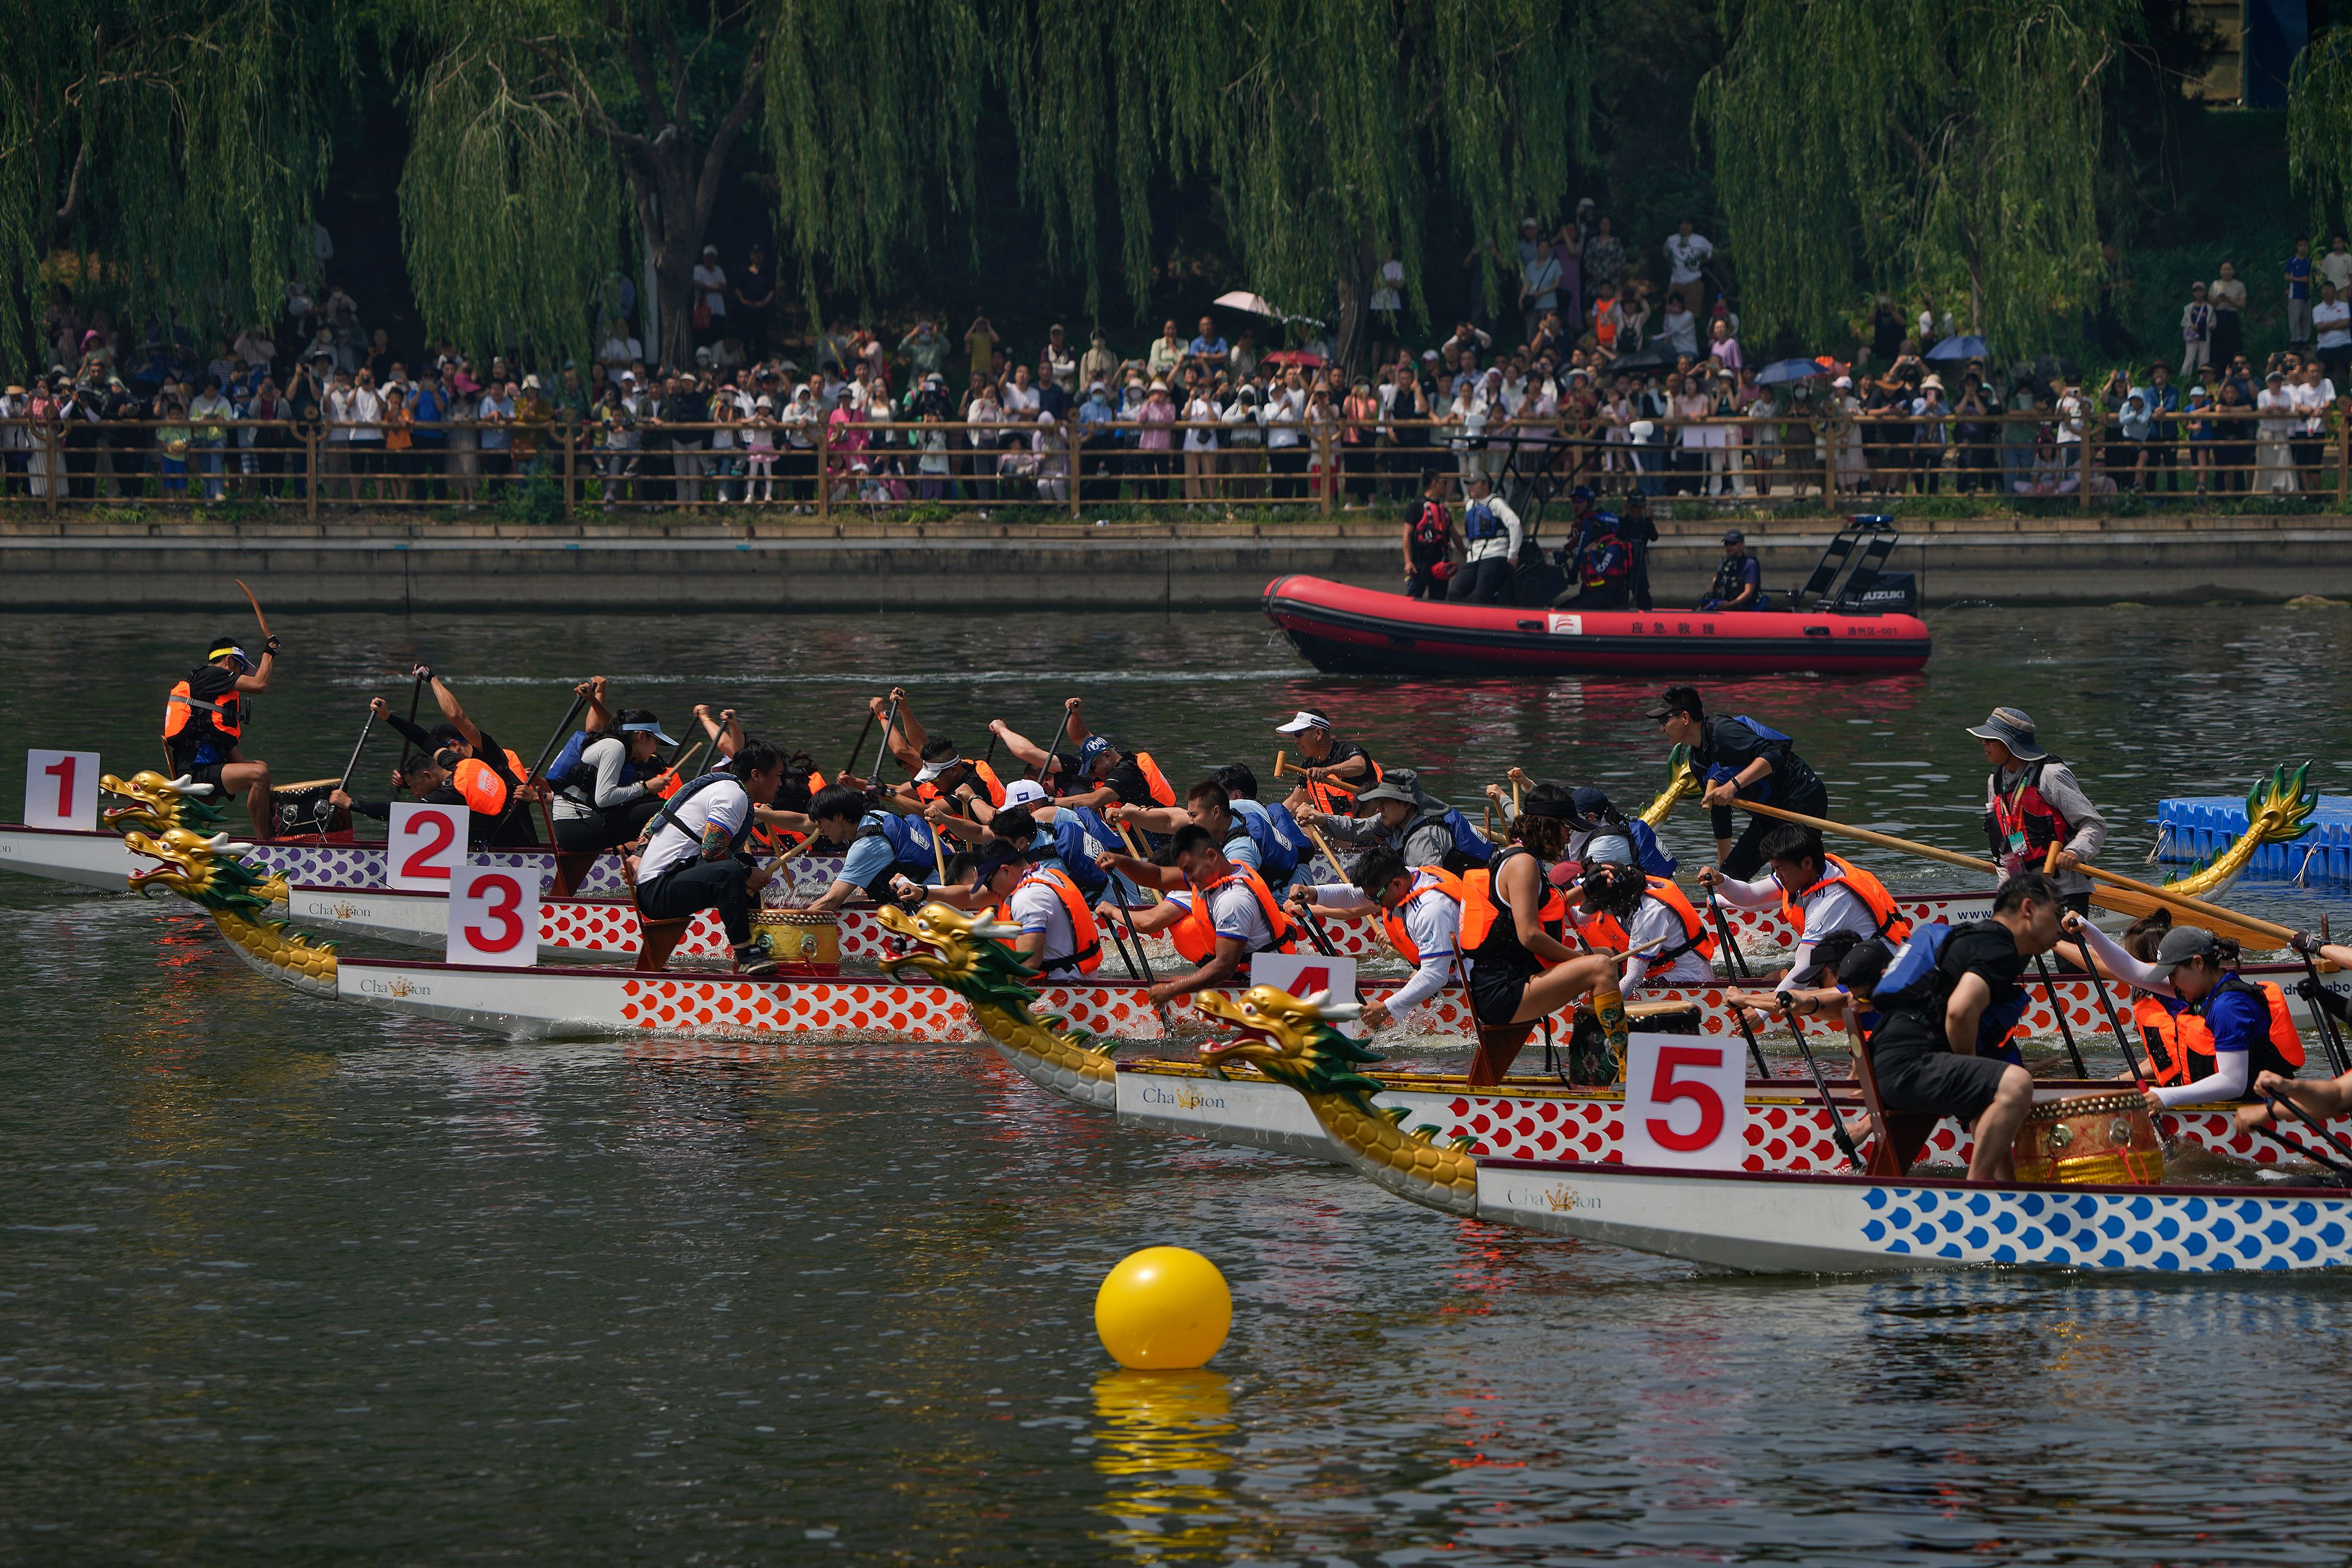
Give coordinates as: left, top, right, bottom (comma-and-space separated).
1468, 844, 1547, 984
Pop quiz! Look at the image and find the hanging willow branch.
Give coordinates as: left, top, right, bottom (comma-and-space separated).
1700, 0, 2132, 355
2290, 28, 2352, 243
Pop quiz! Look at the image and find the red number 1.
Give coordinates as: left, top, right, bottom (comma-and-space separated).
44, 755, 74, 819
1646, 1044, 1727, 1152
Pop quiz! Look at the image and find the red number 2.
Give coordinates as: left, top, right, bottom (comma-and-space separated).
1646, 1044, 1727, 1152
401, 811, 456, 879
464, 874, 524, 952
44, 755, 74, 819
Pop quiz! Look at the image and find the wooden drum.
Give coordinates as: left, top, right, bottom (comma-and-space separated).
1564, 999, 1703, 1085
2012, 1091, 2165, 1186
752, 909, 842, 976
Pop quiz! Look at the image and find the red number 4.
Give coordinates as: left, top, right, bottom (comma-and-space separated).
1645, 1044, 1727, 1152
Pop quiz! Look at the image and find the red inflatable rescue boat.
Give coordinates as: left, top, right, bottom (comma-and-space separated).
1263, 575, 1932, 677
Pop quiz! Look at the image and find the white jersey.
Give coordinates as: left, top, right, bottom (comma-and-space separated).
1008, 872, 1083, 979
638, 776, 750, 880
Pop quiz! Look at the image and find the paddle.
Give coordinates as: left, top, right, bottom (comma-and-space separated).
1731, 799, 2288, 950
1272, 752, 1360, 802
1103, 875, 1179, 1036
2075, 930, 2153, 1083
2257, 1090, 2352, 1188
2034, 841, 2090, 1077
2298, 941, 2352, 1077
1781, 993, 1863, 1172
1724, 978, 1771, 1077
393, 670, 426, 771
1031, 704, 1076, 785
866, 692, 903, 787
1098, 891, 1150, 984
490, 688, 589, 846
841, 707, 876, 778
1701, 875, 1753, 981
332, 705, 379, 803
233, 578, 274, 741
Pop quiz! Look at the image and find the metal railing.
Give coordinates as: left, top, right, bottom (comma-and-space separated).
0, 408, 2343, 516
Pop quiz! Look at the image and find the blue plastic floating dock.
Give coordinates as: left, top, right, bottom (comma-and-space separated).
2155, 795, 2352, 881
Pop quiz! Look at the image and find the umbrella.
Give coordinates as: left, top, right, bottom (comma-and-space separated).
1926, 334, 1990, 361
1212, 290, 1281, 317
1755, 357, 1830, 385
1262, 349, 1326, 368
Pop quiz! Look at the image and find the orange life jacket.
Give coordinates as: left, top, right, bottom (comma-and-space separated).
1456, 856, 1567, 964
1133, 751, 1176, 809
918, 758, 1006, 811
993, 865, 1104, 976
162, 678, 241, 742
1781, 853, 1912, 944
1306, 752, 1383, 816
1169, 863, 1297, 965
452, 756, 510, 816
1381, 866, 1467, 967
1576, 876, 1718, 965
2135, 981, 2304, 1087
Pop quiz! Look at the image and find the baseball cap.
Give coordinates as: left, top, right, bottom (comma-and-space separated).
1273, 710, 1331, 736
2145, 925, 2219, 978
1078, 736, 1114, 766
1722, 528, 1745, 545
1000, 778, 1048, 809
1644, 685, 1704, 722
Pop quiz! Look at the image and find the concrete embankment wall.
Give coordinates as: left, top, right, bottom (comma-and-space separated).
2, 513, 2348, 611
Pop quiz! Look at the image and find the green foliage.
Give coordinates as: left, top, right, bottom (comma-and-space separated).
1700, 0, 2136, 356
2291, 31, 2352, 240
492, 469, 568, 525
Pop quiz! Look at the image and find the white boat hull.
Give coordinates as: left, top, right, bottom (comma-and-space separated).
1473, 1161, 2352, 1273
0, 825, 165, 890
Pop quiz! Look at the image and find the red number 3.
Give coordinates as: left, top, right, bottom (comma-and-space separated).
465, 874, 524, 952
1645, 1044, 1727, 1152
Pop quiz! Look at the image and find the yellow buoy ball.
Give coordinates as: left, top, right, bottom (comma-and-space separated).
1094, 1246, 1232, 1370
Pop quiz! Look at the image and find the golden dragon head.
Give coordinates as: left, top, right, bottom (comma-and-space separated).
878, 900, 1082, 1017
102, 771, 227, 837
123, 828, 279, 919
1640, 743, 1700, 828
2165, 761, 2319, 897
1197, 987, 1379, 1096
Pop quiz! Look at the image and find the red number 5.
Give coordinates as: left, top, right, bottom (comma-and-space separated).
1646, 1044, 1727, 1152
464, 875, 524, 952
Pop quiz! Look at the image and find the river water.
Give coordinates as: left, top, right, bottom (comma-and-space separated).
2, 606, 2348, 1562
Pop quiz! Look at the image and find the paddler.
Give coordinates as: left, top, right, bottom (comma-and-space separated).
1648, 684, 1828, 878
1286, 848, 1463, 1031
549, 692, 682, 857
1697, 823, 1911, 1009
1569, 834, 1717, 1006
995, 699, 1173, 812
1275, 710, 1382, 814
1856, 872, 2065, 1182
1109, 777, 1303, 895
922, 778, 1127, 906
1301, 771, 1490, 874
1095, 824, 1298, 1005
162, 631, 279, 834
2236, 929, 2352, 1132
1483, 772, 1675, 879
1968, 706, 2106, 914
2065, 914, 2303, 1108
631, 737, 787, 976
802, 780, 944, 912
954, 836, 1104, 981
375, 665, 540, 846
864, 688, 1008, 812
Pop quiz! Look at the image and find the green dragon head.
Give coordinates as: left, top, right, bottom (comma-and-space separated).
123, 828, 286, 922
879, 899, 1080, 1025
1197, 986, 1384, 1109
2165, 761, 2317, 894
102, 771, 228, 837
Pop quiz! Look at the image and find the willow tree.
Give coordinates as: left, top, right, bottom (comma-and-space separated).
2290, 28, 2352, 247
0, 0, 349, 372
1699, 0, 2134, 355
982, 0, 1590, 366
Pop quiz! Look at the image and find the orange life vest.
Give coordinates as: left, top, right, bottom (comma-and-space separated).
1576, 876, 1717, 965
1781, 853, 1912, 943
452, 756, 510, 816
1456, 856, 1567, 965
162, 678, 241, 742
1169, 863, 1297, 965
1381, 866, 1467, 966
2135, 982, 2304, 1087
1133, 751, 1177, 809
918, 758, 1006, 810
993, 865, 1104, 976
1306, 752, 1383, 816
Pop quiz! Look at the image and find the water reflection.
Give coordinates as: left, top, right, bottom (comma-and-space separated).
1090, 1369, 1238, 1562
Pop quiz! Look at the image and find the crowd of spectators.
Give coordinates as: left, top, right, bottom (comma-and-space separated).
3, 209, 2348, 507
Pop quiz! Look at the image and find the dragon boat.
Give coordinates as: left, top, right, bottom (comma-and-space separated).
1193, 987, 2352, 1275
873, 901, 2352, 1176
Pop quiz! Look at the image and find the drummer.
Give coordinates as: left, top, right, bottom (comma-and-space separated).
2065, 915, 2301, 1108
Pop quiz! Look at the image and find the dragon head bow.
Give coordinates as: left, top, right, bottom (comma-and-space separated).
102, 771, 225, 837
1197, 986, 1380, 1101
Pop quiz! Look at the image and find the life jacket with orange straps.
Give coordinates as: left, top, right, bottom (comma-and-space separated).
1780, 853, 1912, 944
1382, 859, 1567, 968
1303, 742, 1382, 816
1575, 875, 1718, 966
918, 758, 1006, 811
1132, 751, 1176, 809
2136, 979, 2304, 1091
1169, 863, 1298, 965
162, 671, 242, 764
993, 864, 1104, 976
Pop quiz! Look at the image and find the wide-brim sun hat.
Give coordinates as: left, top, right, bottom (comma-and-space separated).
1965, 706, 2050, 761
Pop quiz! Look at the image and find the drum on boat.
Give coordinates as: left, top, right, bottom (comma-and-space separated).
753, 909, 842, 976
1561, 999, 1703, 1085
270, 778, 354, 842
2013, 1091, 2165, 1186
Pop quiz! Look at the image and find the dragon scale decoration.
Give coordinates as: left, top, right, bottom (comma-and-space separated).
118, 824, 337, 997
1196, 987, 1482, 1219
2163, 763, 2318, 898
878, 902, 1120, 1109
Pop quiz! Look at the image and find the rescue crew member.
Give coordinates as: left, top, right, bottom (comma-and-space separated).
1696, 529, 1761, 612
632, 737, 787, 976
1449, 473, 1523, 605
1553, 505, 1631, 610
1861, 872, 2064, 1183
1288, 848, 1461, 1031
1303, 772, 1487, 873
1455, 785, 1626, 1082
163, 633, 279, 835
1570, 834, 1717, 1000
1698, 824, 1910, 1000
2067, 914, 2302, 1108
1095, 823, 1295, 1005
1403, 469, 1457, 601
551, 707, 679, 855
375, 665, 540, 846
802, 781, 942, 913
964, 837, 1103, 981
1649, 685, 1828, 878
1969, 706, 2106, 914
1111, 778, 1302, 896
1275, 710, 1381, 813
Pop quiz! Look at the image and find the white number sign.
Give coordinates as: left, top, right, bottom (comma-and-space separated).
23, 750, 100, 831
1246, 952, 1363, 1038
387, 802, 469, 891
1619, 1032, 1749, 1170
447, 862, 540, 967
